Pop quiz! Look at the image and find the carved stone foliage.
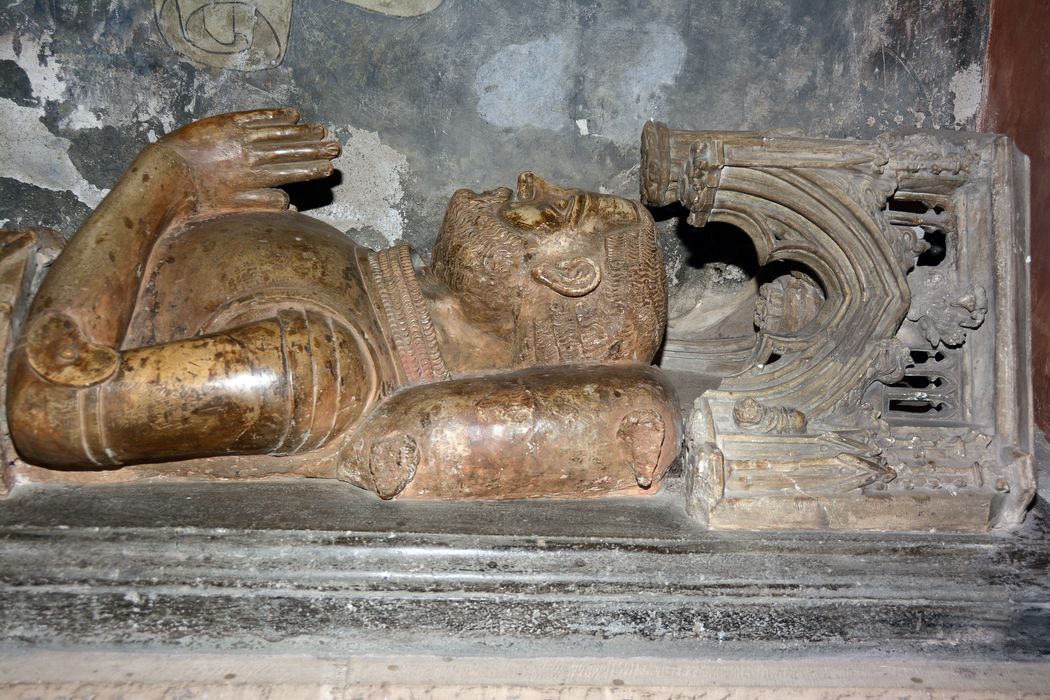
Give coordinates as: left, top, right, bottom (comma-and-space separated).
907, 279, 987, 348
643, 123, 1034, 532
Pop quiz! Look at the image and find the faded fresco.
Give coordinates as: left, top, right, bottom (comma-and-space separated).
154, 0, 293, 70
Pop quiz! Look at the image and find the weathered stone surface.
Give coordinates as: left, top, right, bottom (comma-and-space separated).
643, 125, 1034, 532
1, 431, 1046, 668
3, 652, 1049, 698
1, 478, 1048, 658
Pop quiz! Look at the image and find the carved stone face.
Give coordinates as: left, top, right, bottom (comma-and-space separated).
431, 172, 667, 366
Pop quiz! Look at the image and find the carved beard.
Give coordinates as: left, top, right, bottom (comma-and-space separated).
431, 189, 527, 328
514, 215, 667, 368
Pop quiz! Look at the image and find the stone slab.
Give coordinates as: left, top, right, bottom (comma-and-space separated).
1, 478, 1047, 660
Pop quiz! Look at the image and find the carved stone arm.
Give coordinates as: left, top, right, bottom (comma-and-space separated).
337, 364, 684, 500
22, 109, 339, 366
9, 309, 371, 468
25, 144, 194, 358
8, 110, 344, 467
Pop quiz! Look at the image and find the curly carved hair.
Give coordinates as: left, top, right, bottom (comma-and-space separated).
514, 208, 666, 366
431, 188, 526, 327
433, 190, 666, 367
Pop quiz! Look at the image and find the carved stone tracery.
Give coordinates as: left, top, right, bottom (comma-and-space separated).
642, 122, 1035, 532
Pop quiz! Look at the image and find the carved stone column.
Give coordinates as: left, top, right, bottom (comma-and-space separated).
642, 123, 1034, 531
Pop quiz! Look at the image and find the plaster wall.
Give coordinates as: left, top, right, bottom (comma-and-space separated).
1, 0, 989, 277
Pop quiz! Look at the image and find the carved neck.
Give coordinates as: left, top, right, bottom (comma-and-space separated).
416, 266, 516, 376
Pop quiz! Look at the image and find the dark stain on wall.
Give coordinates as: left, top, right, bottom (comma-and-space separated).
0, 58, 34, 106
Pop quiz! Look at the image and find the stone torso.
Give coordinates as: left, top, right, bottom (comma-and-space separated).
125, 209, 452, 402
127, 211, 383, 347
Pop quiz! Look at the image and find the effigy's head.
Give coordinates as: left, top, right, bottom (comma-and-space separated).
431, 172, 667, 366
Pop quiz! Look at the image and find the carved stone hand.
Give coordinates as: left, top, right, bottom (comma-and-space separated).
155, 108, 341, 215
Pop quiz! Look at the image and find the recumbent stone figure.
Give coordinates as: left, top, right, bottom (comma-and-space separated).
5, 109, 682, 499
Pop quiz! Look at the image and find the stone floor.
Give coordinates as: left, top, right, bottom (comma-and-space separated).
1, 652, 1049, 698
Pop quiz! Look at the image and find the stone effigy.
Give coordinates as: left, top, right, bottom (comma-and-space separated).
642, 122, 1035, 531
1, 109, 681, 499
0, 109, 1035, 533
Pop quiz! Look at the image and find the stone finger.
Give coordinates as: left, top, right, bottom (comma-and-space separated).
257, 160, 335, 185
232, 188, 290, 211
244, 124, 327, 144
249, 141, 341, 166
232, 108, 301, 128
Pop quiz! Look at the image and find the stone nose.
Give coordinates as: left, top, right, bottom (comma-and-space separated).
517, 171, 575, 202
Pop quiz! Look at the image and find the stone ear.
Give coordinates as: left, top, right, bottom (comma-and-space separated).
530, 257, 602, 297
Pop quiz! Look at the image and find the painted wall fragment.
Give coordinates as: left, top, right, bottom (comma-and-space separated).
154, 0, 292, 71
473, 23, 685, 144
339, 0, 442, 17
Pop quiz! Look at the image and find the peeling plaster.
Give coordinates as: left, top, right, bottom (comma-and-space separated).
0, 100, 108, 208
0, 32, 65, 104
950, 62, 982, 127
589, 22, 687, 145
1, 0, 992, 252
62, 104, 104, 131
474, 35, 571, 131
311, 127, 408, 247
2, 28, 186, 134
473, 23, 686, 146
0, 33, 107, 208
597, 164, 639, 198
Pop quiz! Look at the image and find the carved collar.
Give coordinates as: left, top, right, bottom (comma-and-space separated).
367, 245, 451, 385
